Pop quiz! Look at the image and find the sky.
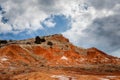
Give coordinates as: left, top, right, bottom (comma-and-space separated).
0, 0, 120, 57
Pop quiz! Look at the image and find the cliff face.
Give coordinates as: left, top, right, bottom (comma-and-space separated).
0, 34, 120, 80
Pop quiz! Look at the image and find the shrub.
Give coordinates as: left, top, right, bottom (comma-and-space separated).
26, 42, 31, 44
35, 36, 41, 44
0, 40, 7, 44
47, 41, 53, 46
40, 38, 46, 42
35, 36, 46, 44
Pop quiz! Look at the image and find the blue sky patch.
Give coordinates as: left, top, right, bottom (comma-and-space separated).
0, 14, 71, 40
41, 15, 71, 35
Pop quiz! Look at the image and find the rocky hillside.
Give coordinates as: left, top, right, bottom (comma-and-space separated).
0, 34, 120, 80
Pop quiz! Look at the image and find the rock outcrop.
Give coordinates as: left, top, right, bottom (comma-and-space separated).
0, 34, 120, 80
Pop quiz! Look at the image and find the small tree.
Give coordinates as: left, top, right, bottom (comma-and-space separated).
35, 36, 41, 44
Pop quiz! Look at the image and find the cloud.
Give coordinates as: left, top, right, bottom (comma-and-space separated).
111, 49, 120, 57
0, 0, 50, 33
0, 0, 88, 33
62, 0, 120, 57
0, 22, 12, 33
82, 14, 120, 52
43, 17, 56, 28
87, 0, 120, 10
0, 0, 120, 57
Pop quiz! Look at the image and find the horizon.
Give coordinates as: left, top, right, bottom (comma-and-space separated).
0, 0, 120, 57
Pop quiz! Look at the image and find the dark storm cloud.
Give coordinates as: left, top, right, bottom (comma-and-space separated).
83, 14, 120, 53
87, 0, 120, 10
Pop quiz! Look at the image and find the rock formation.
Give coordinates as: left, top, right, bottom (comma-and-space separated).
0, 34, 120, 80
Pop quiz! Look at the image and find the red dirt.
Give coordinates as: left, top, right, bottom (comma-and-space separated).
0, 34, 120, 80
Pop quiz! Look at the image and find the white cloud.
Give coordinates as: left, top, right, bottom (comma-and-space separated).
43, 18, 56, 28
0, 0, 49, 33
62, 0, 120, 57
0, 0, 88, 33
0, 0, 120, 57
0, 22, 12, 33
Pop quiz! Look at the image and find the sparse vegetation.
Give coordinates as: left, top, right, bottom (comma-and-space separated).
35, 36, 41, 44
40, 38, 46, 42
26, 42, 31, 44
1, 34, 120, 80
35, 36, 46, 44
0, 40, 7, 44
47, 41, 53, 47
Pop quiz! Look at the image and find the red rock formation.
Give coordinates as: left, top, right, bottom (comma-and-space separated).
0, 34, 119, 68
1, 34, 120, 80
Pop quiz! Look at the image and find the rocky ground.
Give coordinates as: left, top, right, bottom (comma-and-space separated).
0, 34, 120, 80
